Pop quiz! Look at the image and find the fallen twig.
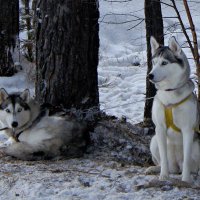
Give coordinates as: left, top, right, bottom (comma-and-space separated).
135, 178, 200, 191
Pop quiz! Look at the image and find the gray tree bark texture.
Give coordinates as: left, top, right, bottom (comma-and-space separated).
23, 0, 34, 62
35, 0, 99, 110
143, 0, 164, 126
0, 0, 19, 76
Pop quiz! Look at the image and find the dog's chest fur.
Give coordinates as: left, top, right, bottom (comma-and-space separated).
18, 116, 66, 145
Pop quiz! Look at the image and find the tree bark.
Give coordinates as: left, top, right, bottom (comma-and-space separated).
24, 0, 34, 62
35, 0, 99, 110
0, 0, 19, 76
143, 0, 164, 126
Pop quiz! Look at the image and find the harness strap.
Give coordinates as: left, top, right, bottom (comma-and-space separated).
165, 107, 181, 132
164, 94, 196, 133
0, 127, 8, 131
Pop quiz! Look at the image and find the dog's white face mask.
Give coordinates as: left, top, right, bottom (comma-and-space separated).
0, 89, 31, 129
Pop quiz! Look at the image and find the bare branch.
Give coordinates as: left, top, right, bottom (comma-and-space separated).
163, 16, 178, 19
100, 12, 144, 27
102, 13, 143, 19
127, 19, 144, 30
160, 1, 174, 8
102, 0, 133, 2
101, 19, 143, 25
183, 0, 200, 99
135, 178, 200, 191
170, 0, 194, 56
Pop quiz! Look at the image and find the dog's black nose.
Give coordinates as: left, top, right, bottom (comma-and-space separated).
12, 121, 18, 128
148, 73, 154, 80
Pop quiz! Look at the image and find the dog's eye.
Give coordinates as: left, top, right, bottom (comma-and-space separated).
161, 61, 168, 66
17, 108, 22, 112
5, 109, 10, 113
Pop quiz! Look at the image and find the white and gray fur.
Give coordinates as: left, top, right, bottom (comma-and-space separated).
0, 89, 87, 160
146, 36, 200, 182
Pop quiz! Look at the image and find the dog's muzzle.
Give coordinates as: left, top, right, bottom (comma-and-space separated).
148, 73, 154, 81
11, 121, 18, 128
148, 74, 154, 80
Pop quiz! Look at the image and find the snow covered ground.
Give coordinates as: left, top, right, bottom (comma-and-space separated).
98, 0, 147, 124
1, 157, 200, 200
0, 0, 200, 199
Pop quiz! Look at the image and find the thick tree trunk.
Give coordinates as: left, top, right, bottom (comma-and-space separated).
143, 0, 164, 126
35, 0, 99, 110
0, 0, 19, 76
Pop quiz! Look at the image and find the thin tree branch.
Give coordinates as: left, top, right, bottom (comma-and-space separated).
160, 1, 174, 8
127, 19, 144, 30
103, 0, 132, 2
183, 0, 200, 100
170, 0, 194, 57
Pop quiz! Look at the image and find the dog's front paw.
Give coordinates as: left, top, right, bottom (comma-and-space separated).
3, 137, 17, 147
0, 138, 17, 148
159, 173, 169, 180
145, 166, 160, 175
182, 175, 192, 183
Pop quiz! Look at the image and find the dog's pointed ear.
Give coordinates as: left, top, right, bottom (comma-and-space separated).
0, 88, 8, 103
20, 89, 30, 102
169, 37, 181, 55
150, 36, 159, 55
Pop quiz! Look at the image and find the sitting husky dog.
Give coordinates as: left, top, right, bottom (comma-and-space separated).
0, 88, 87, 160
146, 36, 200, 182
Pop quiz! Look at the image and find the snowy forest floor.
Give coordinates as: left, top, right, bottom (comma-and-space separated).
0, 117, 200, 199
1, 0, 200, 199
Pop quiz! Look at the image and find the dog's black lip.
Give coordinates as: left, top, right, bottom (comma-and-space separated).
149, 78, 165, 84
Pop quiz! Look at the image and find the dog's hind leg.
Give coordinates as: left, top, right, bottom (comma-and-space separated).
145, 135, 161, 175
150, 135, 160, 165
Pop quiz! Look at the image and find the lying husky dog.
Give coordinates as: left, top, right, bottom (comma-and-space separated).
0, 88, 87, 160
146, 36, 200, 182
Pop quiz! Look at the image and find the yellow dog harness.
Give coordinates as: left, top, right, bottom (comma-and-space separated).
164, 94, 194, 133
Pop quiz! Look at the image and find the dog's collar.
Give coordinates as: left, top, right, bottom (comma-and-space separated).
164, 79, 194, 92
165, 88, 177, 91
165, 82, 187, 91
